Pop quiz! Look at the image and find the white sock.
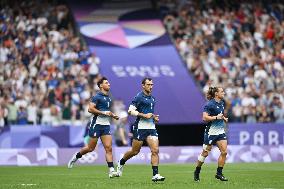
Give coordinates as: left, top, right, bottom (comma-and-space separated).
109, 167, 114, 172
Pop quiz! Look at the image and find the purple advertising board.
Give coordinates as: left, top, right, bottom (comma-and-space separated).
1, 145, 284, 166
228, 123, 284, 145
69, 4, 206, 124
0, 126, 85, 149
2, 124, 284, 148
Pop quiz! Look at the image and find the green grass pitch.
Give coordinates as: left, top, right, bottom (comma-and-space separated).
1, 163, 284, 189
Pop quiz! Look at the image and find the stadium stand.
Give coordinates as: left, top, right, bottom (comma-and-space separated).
0, 0, 102, 127
1, 0, 283, 127
159, 0, 284, 123
0, 2, 284, 172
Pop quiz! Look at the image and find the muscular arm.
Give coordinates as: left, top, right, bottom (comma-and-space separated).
202, 112, 223, 122
88, 102, 119, 120
223, 100, 229, 123
128, 105, 153, 119
88, 102, 106, 116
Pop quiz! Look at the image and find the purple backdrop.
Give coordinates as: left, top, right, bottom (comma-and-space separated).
1, 124, 284, 148
1, 145, 284, 166
90, 45, 205, 124
70, 5, 206, 124
0, 126, 85, 149
228, 123, 284, 145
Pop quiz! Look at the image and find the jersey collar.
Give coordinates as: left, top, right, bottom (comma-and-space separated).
141, 91, 152, 98
98, 91, 109, 96
213, 99, 222, 104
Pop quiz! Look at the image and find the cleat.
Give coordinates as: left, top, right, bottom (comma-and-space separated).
194, 171, 200, 182
109, 171, 119, 178
116, 161, 124, 177
215, 174, 228, 181
152, 174, 165, 182
68, 154, 78, 169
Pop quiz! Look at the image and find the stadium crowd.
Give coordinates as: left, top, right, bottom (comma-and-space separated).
1, 0, 283, 127
160, 0, 284, 123
0, 0, 102, 127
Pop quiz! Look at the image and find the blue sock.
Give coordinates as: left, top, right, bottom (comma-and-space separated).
76, 152, 82, 159
120, 158, 126, 165
195, 166, 201, 173
107, 162, 114, 168
217, 167, 223, 175
152, 166, 158, 176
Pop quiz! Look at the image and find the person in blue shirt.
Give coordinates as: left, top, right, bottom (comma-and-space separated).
68, 77, 120, 178
116, 78, 165, 182
194, 86, 229, 182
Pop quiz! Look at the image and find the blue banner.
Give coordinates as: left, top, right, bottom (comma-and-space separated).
228, 123, 284, 145
71, 5, 205, 124
0, 126, 85, 148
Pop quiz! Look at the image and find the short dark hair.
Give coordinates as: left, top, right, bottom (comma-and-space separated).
97, 77, 108, 88
142, 77, 152, 85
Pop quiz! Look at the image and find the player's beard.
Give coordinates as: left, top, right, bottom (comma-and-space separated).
102, 86, 110, 93
146, 88, 152, 94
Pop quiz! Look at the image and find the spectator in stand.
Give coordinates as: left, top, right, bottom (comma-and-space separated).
7, 99, 18, 125
27, 100, 37, 125
62, 95, 72, 125
112, 100, 129, 146
270, 96, 284, 123
41, 99, 52, 125
0, 104, 6, 129
160, 0, 284, 123
0, 0, 102, 126
114, 111, 129, 146
17, 106, 28, 125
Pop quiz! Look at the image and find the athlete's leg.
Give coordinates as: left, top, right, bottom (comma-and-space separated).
101, 135, 114, 163
68, 137, 98, 168
197, 144, 212, 167
215, 139, 228, 181
101, 135, 118, 178
116, 139, 143, 176
146, 135, 165, 182
121, 139, 143, 161
216, 139, 227, 168
80, 137, 98, 155
194, 144, 212, 181
146, 136, 159, 167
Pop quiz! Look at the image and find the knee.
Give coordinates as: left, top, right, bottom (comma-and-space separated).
220, 151, 227, 156
202, 151, 209, 157
104, 146, 112, 153
151, 148, 159, 156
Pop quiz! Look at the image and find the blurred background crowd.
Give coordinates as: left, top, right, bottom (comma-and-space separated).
0, 0, 130, 145
0, 0, 284, 134
159, 0, 284, 123
0, 0, 103, 127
